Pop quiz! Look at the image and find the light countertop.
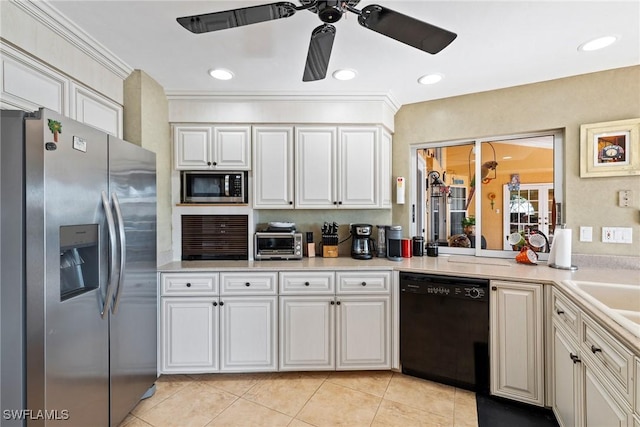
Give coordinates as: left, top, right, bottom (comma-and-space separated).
158, 255, 640, 354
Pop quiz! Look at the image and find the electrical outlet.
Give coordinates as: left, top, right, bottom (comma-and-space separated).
579, 226, 593, 242
618, 190, 632, 207
602, 227, 633, 244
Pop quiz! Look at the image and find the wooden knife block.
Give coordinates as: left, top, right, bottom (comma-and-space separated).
322, 245, 338, 258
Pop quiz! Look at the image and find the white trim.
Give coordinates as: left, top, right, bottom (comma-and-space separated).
165, 91, 401, 114
13, 0, 133, 80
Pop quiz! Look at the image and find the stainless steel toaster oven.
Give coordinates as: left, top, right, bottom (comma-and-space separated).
254, 232, 303, 260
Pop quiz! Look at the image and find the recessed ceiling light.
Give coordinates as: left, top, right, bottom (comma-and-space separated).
418, 73, 443, 85
502, 156, 513, 160
578, 35, 618, 52
208, 68, 234, 80
332, 69, 357, 81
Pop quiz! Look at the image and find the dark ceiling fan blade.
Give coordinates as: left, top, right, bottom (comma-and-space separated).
177, 2, 298, 34
357, 5, 457, 54
303, 24, 336, 82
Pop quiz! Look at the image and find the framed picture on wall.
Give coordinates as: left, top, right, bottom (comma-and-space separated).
580, 117, 640, 177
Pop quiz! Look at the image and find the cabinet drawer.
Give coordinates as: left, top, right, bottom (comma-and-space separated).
220, 272, 277, 295
581, 314, 634, 405
336, 271, 391, 294
161, 273, 219, 296
552, 288, 580, 337
279, 271, 335, 294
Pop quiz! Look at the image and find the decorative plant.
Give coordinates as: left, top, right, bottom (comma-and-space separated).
47, 119, 62, 142
461, 216, 475, 227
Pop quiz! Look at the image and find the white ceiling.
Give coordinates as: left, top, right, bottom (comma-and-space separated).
47, 0, 640, 107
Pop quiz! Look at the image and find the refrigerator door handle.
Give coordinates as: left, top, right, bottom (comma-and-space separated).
101, 191, 118, 318
111, 193, 127, 315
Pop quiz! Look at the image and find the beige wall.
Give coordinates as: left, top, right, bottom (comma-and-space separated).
124, 70, 172, 263
393, 65, 640, 257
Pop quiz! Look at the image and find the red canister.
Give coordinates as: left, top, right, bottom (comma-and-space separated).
401, 238, 412, 258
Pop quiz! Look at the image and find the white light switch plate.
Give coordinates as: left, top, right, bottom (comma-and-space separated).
579, 226, 593, 242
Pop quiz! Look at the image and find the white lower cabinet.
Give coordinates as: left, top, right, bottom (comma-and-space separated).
279, 296, 335, 370
279, 270, 392, 371
552, 321, 581, 427
161, 297, 219, 373
160, 272, 277, 374
336, 296, 390, 369
550, 288, 635, 427
583, 363, 629, 427
219, 296, 277, 372
490, 280, 545, 406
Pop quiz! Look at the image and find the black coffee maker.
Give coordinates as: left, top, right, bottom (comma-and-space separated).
351, 224, 374, 260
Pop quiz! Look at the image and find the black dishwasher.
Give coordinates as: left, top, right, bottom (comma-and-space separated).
400, 272, 489, 393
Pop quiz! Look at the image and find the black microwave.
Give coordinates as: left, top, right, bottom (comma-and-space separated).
181, 171, 247, 204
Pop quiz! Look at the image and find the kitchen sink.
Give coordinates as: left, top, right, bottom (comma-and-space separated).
563, 280, 640, 337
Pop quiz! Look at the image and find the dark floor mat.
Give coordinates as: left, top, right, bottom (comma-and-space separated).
476, 394, 559, 427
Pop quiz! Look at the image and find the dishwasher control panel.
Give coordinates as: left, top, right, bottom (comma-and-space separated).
399, 273, 489, 302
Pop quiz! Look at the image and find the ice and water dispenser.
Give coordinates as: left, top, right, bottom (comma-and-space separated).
60, 224, 99, 301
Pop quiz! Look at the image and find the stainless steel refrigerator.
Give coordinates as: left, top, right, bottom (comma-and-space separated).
1, 108, 157, 426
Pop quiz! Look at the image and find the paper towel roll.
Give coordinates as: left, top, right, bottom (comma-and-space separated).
549, 228, 572, 268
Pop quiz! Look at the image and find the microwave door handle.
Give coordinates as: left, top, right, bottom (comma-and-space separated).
225, 175, 230, 196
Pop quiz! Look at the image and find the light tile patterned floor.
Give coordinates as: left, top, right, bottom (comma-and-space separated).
119, 371, 478, 427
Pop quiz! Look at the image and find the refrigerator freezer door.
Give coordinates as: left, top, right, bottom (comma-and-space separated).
108, 136, 157, 426
25, 109, 110, 425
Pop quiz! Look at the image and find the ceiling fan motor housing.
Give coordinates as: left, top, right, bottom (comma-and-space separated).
317, 1, 343, 23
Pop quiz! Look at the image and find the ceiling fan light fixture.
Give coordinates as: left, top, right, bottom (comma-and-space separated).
208, 68, 234, 80
578, 35, 618, 52
418, 73, 443, 85
332, 69, 357, 81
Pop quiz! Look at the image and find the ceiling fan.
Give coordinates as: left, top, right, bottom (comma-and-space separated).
177, 1, 457, 82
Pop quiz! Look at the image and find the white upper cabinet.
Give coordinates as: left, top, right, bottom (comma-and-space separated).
295, 125, 387, 209
338, 127, 379, 208
379, 129, 392, 208
0, 42, 123, 137
174, 125, 251, 170
295, 126, 337, 208
70, 83, 123, 138
253, 126, 294, 208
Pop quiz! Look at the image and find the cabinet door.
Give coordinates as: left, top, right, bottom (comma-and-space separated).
552, 323, 581, 427
174, 126, 213, 170
295, 127, 336, 208
213, 126, 251, 170
253, 126, 294, 208
161, 298, 218, 373
338, 127, 378, 208
70, 82, 123, 138
279, 296, 335, 370
336, 296, 390, 370
219, 297, 277, 372
490, 281, 544, 406
379, 129, 392, 208
583, 363, 629, 427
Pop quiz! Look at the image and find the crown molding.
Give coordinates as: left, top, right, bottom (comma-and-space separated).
165, 91, 401, 113
11, 0, 133, 79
